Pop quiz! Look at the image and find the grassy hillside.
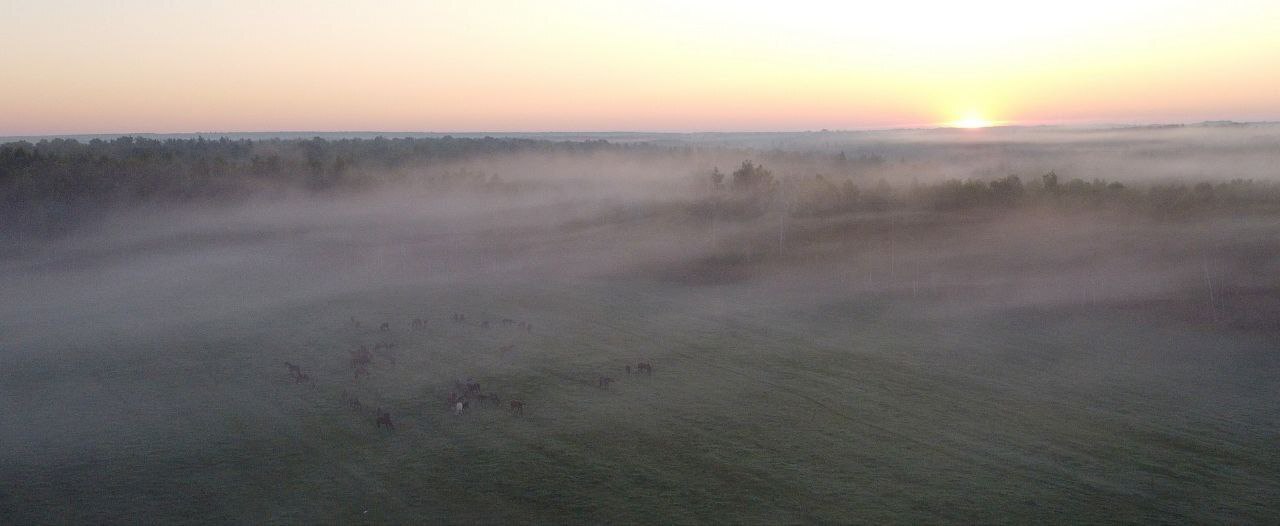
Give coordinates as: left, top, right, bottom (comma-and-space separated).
5, 272, 1278, 523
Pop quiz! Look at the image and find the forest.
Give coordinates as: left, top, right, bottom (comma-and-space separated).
5, 130, 1280, 238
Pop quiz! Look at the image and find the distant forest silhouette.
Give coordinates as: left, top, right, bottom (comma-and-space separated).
4, 136, 1279, 234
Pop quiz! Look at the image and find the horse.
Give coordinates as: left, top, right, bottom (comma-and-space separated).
350, 346, 373, 369
499, 344, 515, 354
350, 316, 362, 329
598, 376, 615, 389
284, 362, 311, 384
454, 401, 465, 416
502, 318, 514, 326
509, 400, 524, 415
478, 393, 502, 406
351, 397, 363, 410
354, 365, 369, 379
466, 381, 482, 396
379, 322, 390, 331
411, 318, 425, 329
636, 362, 653, 374
376, 410, 394, 430
374, 348, 397, 365
625, 365, 632, 375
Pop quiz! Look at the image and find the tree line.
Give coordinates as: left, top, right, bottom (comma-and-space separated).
5, 136, 1280, 234
700, 160, 1280, 220
0, 136, 636, 232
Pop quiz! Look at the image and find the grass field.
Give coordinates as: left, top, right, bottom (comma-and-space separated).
5, 241, 1279, 524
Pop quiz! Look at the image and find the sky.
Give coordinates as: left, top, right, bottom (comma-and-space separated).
3, 0, 1279, 134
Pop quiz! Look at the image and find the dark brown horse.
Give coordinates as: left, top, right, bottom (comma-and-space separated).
636, 362, 653, 374
509, 400, 524, 415
598, 376, 615, 389
350, 346, 373, 369
354, 365, 369, 379
284, 362, 311, 384
376, 410, 394, 430
379, 322, 390, 331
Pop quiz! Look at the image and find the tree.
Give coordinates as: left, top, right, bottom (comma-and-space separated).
1042, 171, 1059, 193
989, 174, 1024, 204
730, 160, 773, 192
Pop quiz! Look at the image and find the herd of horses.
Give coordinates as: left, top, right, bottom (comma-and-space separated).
284, 313, 634, 431
597, 361, 652, 389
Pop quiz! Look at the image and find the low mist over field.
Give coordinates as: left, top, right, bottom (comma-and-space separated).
3, 124, 1280, 522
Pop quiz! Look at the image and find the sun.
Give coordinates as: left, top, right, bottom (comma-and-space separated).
948, 114, 995, 129
952, 117, 993, 129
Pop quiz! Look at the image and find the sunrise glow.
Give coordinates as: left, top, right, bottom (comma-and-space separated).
948, 115, 996, 129
2, 0, 1279, 134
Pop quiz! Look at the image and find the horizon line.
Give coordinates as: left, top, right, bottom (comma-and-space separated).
3, 120, 1275, 143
